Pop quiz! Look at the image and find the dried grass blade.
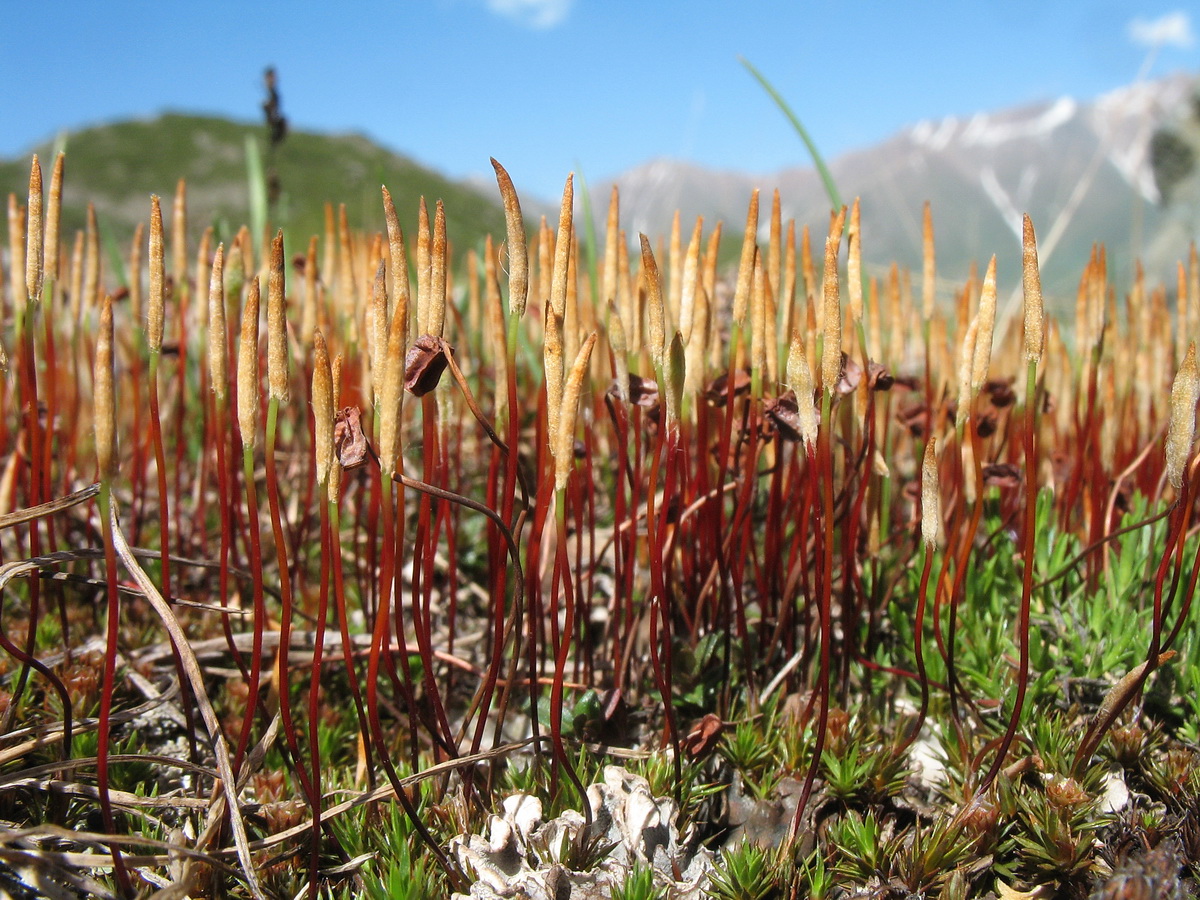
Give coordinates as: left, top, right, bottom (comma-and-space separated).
106, 503, 267, 900
0, 484, 100, 530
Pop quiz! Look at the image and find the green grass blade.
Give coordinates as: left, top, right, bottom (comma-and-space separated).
740, 56, 843, 212
576, 164, 600, 310
245, 134, 267, 252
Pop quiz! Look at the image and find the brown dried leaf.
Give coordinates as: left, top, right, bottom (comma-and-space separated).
896, 401, 931, 438
404, 334, 452, 397
704, 369, 751, 407
644, 402, 662, 438
628, 373, 659, 408
982, 463, 1021, 489
334, 406, 371, 470
682, 713, 724, 759
866, 360, 894, 391
833, 353, 859, 395
764, 390, 802, 443
984, 377, 1017, 408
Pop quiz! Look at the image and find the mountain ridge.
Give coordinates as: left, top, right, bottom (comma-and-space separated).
596, 71, 1200, 303
2, 74, 1197, 309
0, 112, 510, 268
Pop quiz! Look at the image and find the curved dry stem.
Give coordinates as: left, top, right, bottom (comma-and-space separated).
105, 501, 268, 900
0, 483, 100, 530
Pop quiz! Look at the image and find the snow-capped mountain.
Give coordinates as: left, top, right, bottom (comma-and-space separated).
596, 72, 1199, 305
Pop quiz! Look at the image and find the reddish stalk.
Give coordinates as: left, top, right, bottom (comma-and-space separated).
1059, 341, 1102, 538
39, 283, 65, 657
760, 433, 787, 650
443, 439, 461, 662
724, 397, 759, 689
144, 196, 197, 761
210, 391, 246, 682
576, 439, 595, 681
524, 407, 552, 763
171, 279, 190, 571
897, 437, 940, 756
788, 389, 835, 844
129, 348, 148, 542
776, 449, 816, 678
549, 477, 592, 823
92, 294, 133, 897
366, 472, 418, 778
646, 425, 684, 800
228, 271, 273, 772
979, 357, 1040, 791
305, 496, 332, 899
461, 340, 526, 756
10, 264, 44, 721
1163, 477, 1200, 652
704, 349, 745, 686
603, 390, 635, 691
377, 489, 456, 877
146, 365, 172, 603
233, 437, 271, 774
494, 316, 526, 748
942, 424, 987, 745
477, 443, 509, 751
326, 494, 373, 780
840, 389, 877, 693
264, 396, 316, 800
409, 396, 457, 757
1149, 483, 1190, 664
979, 218, 1044, 790
897, 543, 936, 756
363, 457, 382, 621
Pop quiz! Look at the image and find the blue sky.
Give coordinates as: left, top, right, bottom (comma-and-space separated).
2, 2, 1197, 202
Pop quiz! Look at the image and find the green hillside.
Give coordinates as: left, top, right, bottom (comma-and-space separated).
0, 113, 509, 268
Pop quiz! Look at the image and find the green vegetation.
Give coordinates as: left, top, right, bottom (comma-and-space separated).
0, 112, 509, 255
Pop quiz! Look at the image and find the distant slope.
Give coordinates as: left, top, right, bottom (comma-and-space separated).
598, 72, 1200, 306
0, 113, 509, 265
6, 76, 1199, 312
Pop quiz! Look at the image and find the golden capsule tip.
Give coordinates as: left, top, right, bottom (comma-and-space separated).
1022, 215, 1044, 364
237, 279, 262, 449
1166, 342, 1199, 491
554, 332, 598, 492
267, 229, 289, 401
94, 295, 117, 480
786, 332, 818, 449
312, 330, 334, 488
820, 210, 844, 392
921, 437, 940, 546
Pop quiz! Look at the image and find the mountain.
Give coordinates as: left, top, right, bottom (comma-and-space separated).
597, 72, 1200, 305
4, 77, 1198, 310
0, 113, 509, 266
